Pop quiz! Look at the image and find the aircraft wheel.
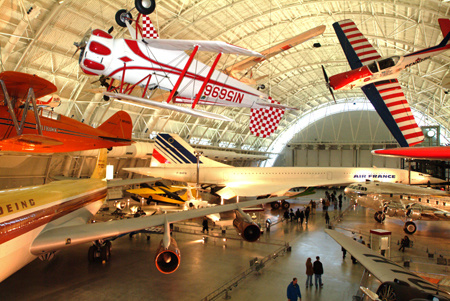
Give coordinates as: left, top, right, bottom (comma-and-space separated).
115, 9, 132, 27
403, 221, 417, 234
135, 0, 156, 15
270, 201, 280, 210
88, 245, 96, 262
374, 211, 385, 223
376, 283, 397, 301
101, 244, 111, 262
281, 201, 290, 209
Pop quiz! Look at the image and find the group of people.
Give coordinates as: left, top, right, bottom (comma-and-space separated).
284, 206, 311, 225
287, 256, 324, 300
324, 190, 343, 211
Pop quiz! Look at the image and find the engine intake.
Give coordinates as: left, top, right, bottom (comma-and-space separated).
155, 237, 180, 274
406, 209, 422, 220
233, 216, 261, 242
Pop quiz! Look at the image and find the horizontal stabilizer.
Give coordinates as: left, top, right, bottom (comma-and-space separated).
105, 92, 233, 122
255, 100, 298, 110
142, 39, 263, 57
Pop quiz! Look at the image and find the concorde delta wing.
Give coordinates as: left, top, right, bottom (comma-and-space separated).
325, 229, 450, 299
30, 195, 291, 255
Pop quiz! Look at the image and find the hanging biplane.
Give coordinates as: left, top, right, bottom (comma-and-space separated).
74, 2, 326, 138
322, 18, 450, 148
0, 71, 133, 153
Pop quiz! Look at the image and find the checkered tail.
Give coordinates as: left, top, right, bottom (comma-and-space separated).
249, 97, 285, 138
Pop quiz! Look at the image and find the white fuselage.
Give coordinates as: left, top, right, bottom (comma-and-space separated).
81, 34, 272, 109
131, 166, 440, 197
0, 179, 106, 282
344, 181, 450, 221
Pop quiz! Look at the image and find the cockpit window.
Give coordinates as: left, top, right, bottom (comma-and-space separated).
377, 56, 399, 70
367, 61, 378, 73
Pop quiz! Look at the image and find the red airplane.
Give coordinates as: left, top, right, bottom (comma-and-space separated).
323, 19, 450, 148
0, 71, 133, 153
372, 146, 450, 160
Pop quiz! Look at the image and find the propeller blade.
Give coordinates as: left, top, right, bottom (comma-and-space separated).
321, 65, 336, 104
321, 65, 329, 83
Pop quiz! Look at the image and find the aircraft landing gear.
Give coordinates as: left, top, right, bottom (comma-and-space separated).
281, 200, 290, 209
146, 195, 153, 205
88, 241, 112, 262
376, 283, 396, 301
403, 221, 417, 234
270, 201, 280, 209
135, 0, 156, 15
115, 9, 132, 28
374, 211, 386, 223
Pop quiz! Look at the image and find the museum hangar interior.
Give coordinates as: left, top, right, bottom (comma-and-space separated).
0, 1, 449, 300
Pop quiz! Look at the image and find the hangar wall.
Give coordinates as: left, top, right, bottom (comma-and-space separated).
274, 110, 402, 168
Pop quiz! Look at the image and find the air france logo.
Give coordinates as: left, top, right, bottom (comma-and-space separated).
353, 174, 396, 179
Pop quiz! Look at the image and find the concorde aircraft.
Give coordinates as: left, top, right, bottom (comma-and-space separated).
344, 180, 450, 234
123, 133, 444, 209
323, 18, 450, 148
325, 229, 450, 300
0, 148, 294, 282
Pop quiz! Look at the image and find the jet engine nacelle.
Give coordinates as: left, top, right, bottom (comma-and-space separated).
233, 216, 261, 242
154, 237, 181, 274
406, 209, 422, 220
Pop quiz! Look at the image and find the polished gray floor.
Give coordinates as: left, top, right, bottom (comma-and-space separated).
0, 190, 449, 301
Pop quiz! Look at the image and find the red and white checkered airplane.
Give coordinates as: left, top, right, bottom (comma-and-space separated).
77, 11, 299, 138
323, 19, 450, 148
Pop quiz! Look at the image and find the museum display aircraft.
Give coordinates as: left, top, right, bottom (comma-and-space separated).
0, 148, 296, 282
372, 146, 450, 161
323, 18, 450, 147
127, 181, 192, 205
344, 180, 450, 234
74, 4, 313, 138
0, 71, 133, 153
123, 133, 444, 208
325, 229, 450, 300
224, 25, 326, 85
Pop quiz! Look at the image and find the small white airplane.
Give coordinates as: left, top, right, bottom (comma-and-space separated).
73, 6, 325, 137
323, 18, 450, 148
344, 180, 450, 234
325, 229, 450, 300
123, 133, 444, 209
0, 148, 295, 282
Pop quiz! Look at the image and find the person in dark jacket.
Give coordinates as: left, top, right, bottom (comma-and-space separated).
325, 211, 330, 225
299, 210, 304, 226
295, 208, 301, 222
305, 207, 310, 224
202, 217, 209, 233
287, 277, 302, 301
313, 256, 323, 288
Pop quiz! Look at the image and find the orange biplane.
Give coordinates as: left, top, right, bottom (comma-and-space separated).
0, 71, 133, 153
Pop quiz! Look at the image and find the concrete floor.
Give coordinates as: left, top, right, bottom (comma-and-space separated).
0, 189, 449, 301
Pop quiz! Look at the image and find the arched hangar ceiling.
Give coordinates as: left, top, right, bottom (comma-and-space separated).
0, 0, 449, 153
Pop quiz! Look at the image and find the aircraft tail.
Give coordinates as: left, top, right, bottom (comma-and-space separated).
91, 149, 108, 179
151, 133, 229, 167
142, 15, 159, 39
438, 19, 450, 46
249, 97, 285, 138
97, 111, 133, 142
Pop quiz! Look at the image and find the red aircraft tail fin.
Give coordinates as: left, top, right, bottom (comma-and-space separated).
249, 97, 285, 138
97, 111, 133, 141
438, 19, 450, 46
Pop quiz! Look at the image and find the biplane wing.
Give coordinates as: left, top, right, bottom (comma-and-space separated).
1, 134, 63, 146
142, 39, 263, 57
104, 92, 233, 122
0, 71, 56, 101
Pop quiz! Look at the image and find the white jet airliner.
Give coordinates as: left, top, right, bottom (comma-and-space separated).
124, 133, 444, 208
